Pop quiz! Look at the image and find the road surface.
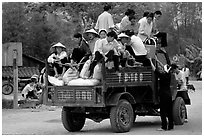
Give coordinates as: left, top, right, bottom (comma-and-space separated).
2, 81, 202, 135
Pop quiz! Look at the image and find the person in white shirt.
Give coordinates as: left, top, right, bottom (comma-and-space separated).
119, 9, 135, 33
93, 29, 108, 55
171, 64, 187, 90
137, 13, 154, 42
90, 31, 120, 75
182, 65, 190, 84
125, 30, 150, 66
21, 75, 39, 99
122, 15, 139, 35
95, 5, 115, 33
47, 42, 68, 78
138, 11, 150, 25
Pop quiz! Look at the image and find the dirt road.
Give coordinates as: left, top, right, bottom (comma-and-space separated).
2, 81, 202, 135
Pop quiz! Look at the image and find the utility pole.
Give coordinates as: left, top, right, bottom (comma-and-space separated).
13, 49, 18, 109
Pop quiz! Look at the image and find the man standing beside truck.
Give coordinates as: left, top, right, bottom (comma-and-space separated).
149, 57, 174, 131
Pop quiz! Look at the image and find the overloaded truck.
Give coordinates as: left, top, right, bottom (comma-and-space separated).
42, 49, 191, 133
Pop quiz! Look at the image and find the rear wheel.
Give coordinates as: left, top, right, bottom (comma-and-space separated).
172, 97, 186, 125
2, 81, 13, 95
61, 107, 85, 132
110, 99, 134, 133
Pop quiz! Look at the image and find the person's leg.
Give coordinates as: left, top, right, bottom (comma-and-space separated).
167, 98, 174, 130
160, 106, 168, 130
89, 51, 103, 76
26, 91, 34, 99
105, 50, 114, 62
186, 77, 189, 85
134, 55, 150, 66
184, 105, 188, 122
113, 55, 119, 71
125, 45, 137, 59
121, 58, 127, 67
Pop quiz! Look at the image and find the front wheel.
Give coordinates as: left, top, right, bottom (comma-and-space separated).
172, 97, 186, 125
110, 99, 134, 133
61, 107, 85, 132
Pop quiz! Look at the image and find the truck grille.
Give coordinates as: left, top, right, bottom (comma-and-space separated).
57, 89, 93, 101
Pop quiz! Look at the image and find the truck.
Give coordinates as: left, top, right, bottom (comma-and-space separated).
42, 49, 191, 133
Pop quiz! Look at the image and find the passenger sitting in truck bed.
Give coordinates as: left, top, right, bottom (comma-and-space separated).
117, 33, 132, 67
72, 33, 91, 72
124, 30, 150, 66
47, 42, 68, 79
89, 31, 120, 75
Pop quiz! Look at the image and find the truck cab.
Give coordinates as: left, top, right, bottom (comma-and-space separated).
43, 49, 190, 133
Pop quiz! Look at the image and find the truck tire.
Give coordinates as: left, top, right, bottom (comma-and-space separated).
110, 99, 134, 133
172, 97, 186, 125
61, 107, 85, 132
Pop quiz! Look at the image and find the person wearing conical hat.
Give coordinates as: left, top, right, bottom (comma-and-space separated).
93, 29, 108, 55
117, 33, 132, 67
47, 42, 68, 78
84, 29, 99, 54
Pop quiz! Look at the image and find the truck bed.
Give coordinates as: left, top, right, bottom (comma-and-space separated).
44, 66, 155, 107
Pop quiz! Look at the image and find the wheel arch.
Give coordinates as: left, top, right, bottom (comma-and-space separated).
106, 92, 136, 106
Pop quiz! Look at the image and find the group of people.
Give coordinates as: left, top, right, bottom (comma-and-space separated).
43, 5, 188, 131
47, 6, 168, 81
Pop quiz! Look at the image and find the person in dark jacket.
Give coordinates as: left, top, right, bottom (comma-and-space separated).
149, 57, 174, 131
71, 33, 91, 71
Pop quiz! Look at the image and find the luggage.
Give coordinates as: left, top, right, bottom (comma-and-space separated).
62, 68, 79, 85
93, 63, 102, 80
48, 75, 64, 86
80, 59, 91, 79
68, 78, 100, 86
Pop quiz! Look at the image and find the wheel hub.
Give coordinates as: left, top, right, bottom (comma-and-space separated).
120, 107, 130, 125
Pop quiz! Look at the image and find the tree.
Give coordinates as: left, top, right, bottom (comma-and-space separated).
2, 2, 26, 43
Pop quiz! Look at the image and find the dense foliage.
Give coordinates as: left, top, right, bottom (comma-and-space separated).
2, 2, 202, 73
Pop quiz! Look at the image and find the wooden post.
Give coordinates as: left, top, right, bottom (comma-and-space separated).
43, 61, 48, 105
13, 49, 18, 109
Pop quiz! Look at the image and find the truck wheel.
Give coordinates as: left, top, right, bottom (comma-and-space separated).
110, 99, 134, 133
61, 107, 85, 132
172, 97, 186, 125
2, 82, 13, 95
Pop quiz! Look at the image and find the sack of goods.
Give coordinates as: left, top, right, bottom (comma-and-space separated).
68, 63, 102, 86
63, 68, 79, 85
80, 59, 91, 79
68, 78, 100, 86
48, 76, 64, 86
